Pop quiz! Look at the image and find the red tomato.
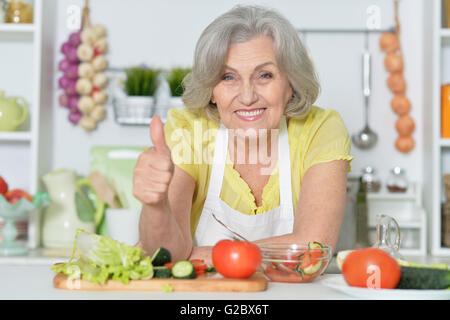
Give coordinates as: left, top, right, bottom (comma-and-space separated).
163, 262, 175, 271
212, 239, 262, 279
341, 248, 401, 289
5, 189, 32, 204
0, 176, 8, 195
190, 259, 207, 273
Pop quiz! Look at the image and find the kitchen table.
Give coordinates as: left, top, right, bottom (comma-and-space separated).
0, 252, 449, 300
0, 264, 353, 300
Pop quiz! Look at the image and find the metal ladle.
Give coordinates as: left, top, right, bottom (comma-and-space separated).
352, 32, 378, 149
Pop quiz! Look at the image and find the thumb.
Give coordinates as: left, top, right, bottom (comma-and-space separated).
150, 116, 170, 156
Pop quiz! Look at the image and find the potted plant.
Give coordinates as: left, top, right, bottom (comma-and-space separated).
166, 67, 191, 109
122, 66, 161, 119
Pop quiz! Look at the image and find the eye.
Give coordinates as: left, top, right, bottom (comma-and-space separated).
260, 72, 273, 79
222, 74, 234, 81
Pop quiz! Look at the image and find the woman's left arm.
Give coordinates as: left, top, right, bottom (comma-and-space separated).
254, 159, 349, 254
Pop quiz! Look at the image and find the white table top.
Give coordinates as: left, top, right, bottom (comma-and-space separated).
0, 264, 354, 300
1, 251, 449, 300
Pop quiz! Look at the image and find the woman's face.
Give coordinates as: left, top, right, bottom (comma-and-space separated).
211, 35, 293, 131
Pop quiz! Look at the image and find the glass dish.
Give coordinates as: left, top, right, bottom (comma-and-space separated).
258, 243, 332, 283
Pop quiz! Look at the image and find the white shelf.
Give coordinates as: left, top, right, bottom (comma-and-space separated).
440, 138, 450, 147
0, 23, 35, 34
0, 131, 32, 142
441, 28, 450, 38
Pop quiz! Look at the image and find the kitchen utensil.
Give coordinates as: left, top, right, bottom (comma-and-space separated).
105, 208, 141, 245
211, 212, 249, 242
42, 169, 98, 248
53, 272, 267, 292
352, 32, 378, 149
87, 171, 121, 209
372, 214, 404, 260
0, 90, 29, 131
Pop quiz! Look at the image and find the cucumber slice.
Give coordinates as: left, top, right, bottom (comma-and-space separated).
296, 252, 324, 275
151, 247, 172, 266
308, 241, 324, 249
154, 266, 172, 279
300, 260, 323, 275
172, 261, 196, 279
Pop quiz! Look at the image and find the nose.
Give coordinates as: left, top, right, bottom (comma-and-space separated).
238, 81, 258, 106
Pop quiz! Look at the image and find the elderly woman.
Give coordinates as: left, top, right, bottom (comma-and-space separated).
133, 5, 353, 264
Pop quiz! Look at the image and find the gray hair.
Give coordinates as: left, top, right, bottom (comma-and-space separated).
181, 5, 321, 122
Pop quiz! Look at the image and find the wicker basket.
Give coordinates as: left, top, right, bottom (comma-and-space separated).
442, 202, 450, 247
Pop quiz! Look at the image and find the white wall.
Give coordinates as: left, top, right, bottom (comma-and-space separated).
47, 0, 425, 189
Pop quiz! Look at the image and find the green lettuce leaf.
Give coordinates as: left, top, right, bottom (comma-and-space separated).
51, 229, 153, 284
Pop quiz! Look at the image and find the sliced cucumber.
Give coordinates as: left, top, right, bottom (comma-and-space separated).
308, 241, 324, 249
172, 261, 196, 279
151, 247, 172, 266
299, 259, 323, 275
205, 266, 216, 273
154, 266, 172, 279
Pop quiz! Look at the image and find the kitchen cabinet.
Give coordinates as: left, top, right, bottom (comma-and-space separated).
425, 0, 450, 256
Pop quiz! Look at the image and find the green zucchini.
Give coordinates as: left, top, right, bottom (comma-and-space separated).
153, 266, 172, 279
151, 247, 172, 266
172, 261, 196, 279
396, 266, 450, 290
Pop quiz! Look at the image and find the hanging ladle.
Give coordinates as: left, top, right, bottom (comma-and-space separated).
352, 31, 378, 149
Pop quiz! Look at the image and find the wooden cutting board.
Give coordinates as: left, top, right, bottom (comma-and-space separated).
53, 272, 268, 292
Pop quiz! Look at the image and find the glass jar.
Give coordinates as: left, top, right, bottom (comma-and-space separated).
4, 0, 33, 24
361, 166, 381, 192
387, 166, 408, 193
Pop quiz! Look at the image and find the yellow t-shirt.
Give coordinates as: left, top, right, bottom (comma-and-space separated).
164, 106, 354, 238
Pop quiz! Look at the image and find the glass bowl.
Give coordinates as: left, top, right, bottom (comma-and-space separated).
258, 243, 332, 283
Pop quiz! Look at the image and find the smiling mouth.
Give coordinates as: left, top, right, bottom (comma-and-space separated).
234, 108, 266, 120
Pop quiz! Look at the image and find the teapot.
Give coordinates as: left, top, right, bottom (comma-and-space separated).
0, 91, 29, 131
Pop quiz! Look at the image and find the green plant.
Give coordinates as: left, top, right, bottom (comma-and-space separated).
124, 67, 161, 96
167, 67, 191, 97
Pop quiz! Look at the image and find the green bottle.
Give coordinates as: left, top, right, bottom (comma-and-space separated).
355, 176, 369, 248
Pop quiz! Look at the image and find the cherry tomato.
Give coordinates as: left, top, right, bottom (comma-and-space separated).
163, 262, 175, 271
341, 248, 401, 289
0, 176, 8, 195
212, 239, 262, 279
5, 189, 32, 204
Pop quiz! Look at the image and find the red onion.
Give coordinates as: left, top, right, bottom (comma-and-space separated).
65, 64, 79, 79
69, 31, 81, 47
59, 76, 71, 89
58, 93, 69, 107
65, 79, 77, 95
60, 41, 72, 55
58, 59, 71, 72
66, 46, 79, 63
68, 110, 82, 125
68, 96, 79, 112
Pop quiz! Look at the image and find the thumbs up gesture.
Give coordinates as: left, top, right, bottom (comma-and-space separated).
133, 116, 174, 206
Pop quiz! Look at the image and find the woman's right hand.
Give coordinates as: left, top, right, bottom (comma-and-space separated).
133, 116, 174, 206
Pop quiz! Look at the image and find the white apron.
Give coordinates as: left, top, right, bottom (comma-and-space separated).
193, 116, 294, 246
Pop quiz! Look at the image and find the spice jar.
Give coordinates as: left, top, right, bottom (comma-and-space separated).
387, 166, 408, 192
4, 0, 33, 24
361, 166, 381, 192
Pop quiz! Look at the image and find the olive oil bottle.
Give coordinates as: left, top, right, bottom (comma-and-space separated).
355, 176, 369, 248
